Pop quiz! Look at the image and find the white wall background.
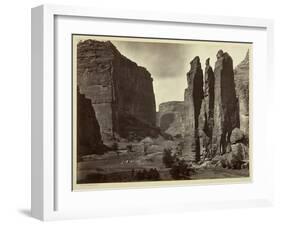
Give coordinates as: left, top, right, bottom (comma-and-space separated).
0, 0, 280, 225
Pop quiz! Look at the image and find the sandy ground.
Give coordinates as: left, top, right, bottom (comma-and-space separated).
77, 140, 249, 183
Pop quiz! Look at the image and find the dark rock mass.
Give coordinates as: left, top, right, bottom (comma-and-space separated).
234, 50, 249, 136
77, 40, 157, 144
202, 58, 215, 136
212, 50, 240, 155
77, 88, 107, 158
157, 101, 186, 137
183, 56, 204, 161
198, 58, 215, 157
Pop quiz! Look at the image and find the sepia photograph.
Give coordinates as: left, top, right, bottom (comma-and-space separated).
72, 35, 251, 189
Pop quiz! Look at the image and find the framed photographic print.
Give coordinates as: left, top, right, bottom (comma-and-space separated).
31, 4, 274, 221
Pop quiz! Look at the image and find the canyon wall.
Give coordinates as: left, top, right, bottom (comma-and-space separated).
234, 50, 250, 137
77, 89, 106, 158
77, 40, 157, 144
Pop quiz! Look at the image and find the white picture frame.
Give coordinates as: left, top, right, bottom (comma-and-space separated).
31, 4, 274, 221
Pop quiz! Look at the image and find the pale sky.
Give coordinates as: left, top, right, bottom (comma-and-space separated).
114, 40, 251, 111
77, 36, 251, 111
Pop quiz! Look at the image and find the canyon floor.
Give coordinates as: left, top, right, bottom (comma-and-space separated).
77, 138, 250, 184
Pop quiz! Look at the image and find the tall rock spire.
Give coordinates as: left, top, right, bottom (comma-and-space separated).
197, 58, 215, 159
212, 50, 240, 155
183, 56, 204, 161
202, 58, 215, 137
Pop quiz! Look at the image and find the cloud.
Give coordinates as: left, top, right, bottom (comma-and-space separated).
109, 39, 250, 110
112, 41, 189, 80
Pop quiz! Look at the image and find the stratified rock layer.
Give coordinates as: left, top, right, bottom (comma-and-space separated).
157, 101, 186, 137
183, 56, 204, 161
212, 50, 240, 155
77, 40, 157, 144
77, 88, 106, 157
234, 50, 249, 136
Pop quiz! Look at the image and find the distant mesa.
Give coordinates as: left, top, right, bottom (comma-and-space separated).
156, 101, 186, 138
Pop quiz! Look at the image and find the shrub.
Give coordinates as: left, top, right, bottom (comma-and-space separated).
111, 142, 118, 150
85, 173, 107, 183
162, 148, 176, 168
176, 141, 184, 156
147, 168, 160, 180
169, 160, 193, 180
127, 144, 133, 152
134, 168, 160, 181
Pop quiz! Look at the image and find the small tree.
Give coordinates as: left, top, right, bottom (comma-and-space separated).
127, 144, 133, 152
176, 141, 184, 156
170, 160, 193, 180
162, 148, 176, 168
135, 168, 160, 181
111, 142, 120, 157
112, 142, 118, 150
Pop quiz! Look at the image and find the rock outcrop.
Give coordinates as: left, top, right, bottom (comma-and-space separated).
212, 50, 240, 155
197, 58, 215, 159
182, 51, 244, 162
234, 50, 250, 136
157, 101, 186, 137
77, 88, 107, 158
230, 127, 245, 144
77, 40, 157, 144
215, 128, 248, 169
183, 56, 204, 161
201, 58, 215, 136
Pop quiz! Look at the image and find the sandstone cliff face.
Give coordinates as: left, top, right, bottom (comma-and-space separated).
234, 50, 249, 136
183, 56, 204, 161
77, 89, 106, 158
77, 40, 156, 144
157, 101, 186, 137
212, 50, 240, 155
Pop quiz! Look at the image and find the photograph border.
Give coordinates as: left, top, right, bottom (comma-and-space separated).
71, 34, 253, 191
